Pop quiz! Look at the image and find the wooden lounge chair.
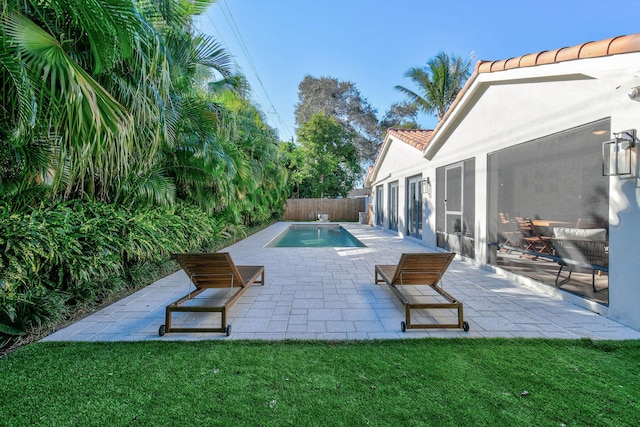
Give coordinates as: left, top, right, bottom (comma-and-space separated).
159, 253, 264, 336
375, 252, 469, 332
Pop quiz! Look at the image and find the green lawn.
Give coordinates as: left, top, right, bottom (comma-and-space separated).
2, 339, 639, 426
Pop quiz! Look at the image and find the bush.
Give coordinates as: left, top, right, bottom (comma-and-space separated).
0, 199, 235, 349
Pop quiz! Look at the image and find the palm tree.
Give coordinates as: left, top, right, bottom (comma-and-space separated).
1, 0, 288, 223
0, 0, 232, 205
1, 0, 154, 201
111, 0, 238, 208
395, 52, 474, 120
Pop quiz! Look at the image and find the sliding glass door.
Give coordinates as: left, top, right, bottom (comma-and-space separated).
406, 175, 422, 238
375, 185, 384, 226
389, 181, 399, 231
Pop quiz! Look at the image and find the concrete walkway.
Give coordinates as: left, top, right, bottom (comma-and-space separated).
42, 222, 640, 342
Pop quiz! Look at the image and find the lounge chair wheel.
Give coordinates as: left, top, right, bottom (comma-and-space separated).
401, 321, 407, 333
225, 324, 231, 336
159, 325, 166, 336
463, 321, 469, 332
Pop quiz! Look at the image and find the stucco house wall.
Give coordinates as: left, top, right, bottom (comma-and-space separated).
369, 132, 429, 237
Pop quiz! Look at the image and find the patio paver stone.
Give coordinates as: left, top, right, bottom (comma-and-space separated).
42, 222, 640, 342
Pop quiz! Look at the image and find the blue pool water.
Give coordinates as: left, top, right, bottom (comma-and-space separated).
267, 225, 365, 248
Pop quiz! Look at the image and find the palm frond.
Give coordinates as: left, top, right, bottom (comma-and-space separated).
191, 34, 234, 78
115, 167, 176, 207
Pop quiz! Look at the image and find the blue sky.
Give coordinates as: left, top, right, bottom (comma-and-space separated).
196, 0, 640, 142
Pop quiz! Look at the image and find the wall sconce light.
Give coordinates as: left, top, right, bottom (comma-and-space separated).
628, 87, 640, 101
603, 129, 636, 176
421, 177, 432, 197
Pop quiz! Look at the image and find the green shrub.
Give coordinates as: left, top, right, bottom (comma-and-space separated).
0, 199, 244, 349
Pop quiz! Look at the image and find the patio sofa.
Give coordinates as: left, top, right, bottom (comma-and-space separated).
550, 227, 608, 292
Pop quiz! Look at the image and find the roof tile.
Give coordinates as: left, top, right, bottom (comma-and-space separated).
609, 33, 640, 54
478, 32, 640, 73
388, 128, 433, 151
555, 43, 584, 62
580, 37, 615, 58
537, 48, 561, 65
425, 32, 640, 158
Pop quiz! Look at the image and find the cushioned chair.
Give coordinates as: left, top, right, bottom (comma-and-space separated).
375, 252, 469, 332
159, 253, 264, 336
551, 227, 608, 292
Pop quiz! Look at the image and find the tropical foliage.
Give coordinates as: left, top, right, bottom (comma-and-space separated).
0, 200, 230, 342
395, 51, 474, 120
0, 0, 289, 348
292, 112, 361, 198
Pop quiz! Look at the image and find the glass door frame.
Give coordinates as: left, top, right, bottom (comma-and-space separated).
406, 175, 423, 238
445, 162, 464, 236
375, 185, 384, 226
388, 181, 399, 231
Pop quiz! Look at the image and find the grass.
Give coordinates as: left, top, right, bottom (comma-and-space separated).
2, 339, 639, 426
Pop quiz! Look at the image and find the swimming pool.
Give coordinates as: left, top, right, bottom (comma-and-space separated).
266, 224, 365, 248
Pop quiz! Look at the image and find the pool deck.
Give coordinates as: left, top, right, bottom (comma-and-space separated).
42, 222, 640, 342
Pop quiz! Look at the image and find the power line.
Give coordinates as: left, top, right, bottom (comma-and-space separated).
220, 0, 294, 138
208, 0, 294, 140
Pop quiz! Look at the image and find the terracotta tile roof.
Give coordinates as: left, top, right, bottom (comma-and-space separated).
477, 33, 640, 73
388, 128, 434, 151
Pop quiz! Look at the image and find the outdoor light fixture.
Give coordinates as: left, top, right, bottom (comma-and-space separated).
602, 129, 636, 176
628, 87, 640, 101
421, 177, 432, 197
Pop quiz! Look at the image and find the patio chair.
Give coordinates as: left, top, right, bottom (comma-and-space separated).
514, 217, 553, 257
159, 252, 264, 336
375, 252, 469, 332
498, 212, 521, 252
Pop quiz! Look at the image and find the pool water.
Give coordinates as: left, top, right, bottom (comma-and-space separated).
266, 225, 365, 248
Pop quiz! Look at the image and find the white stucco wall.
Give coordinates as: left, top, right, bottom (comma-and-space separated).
369, 135, 428, 238
425, 52, 640, 329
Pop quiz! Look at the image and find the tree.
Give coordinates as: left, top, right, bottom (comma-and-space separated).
295, 112, 361, 198
277, 140, 305, 199
395, 52, 474, 120
295, 75, 382, 164
0, 0, 291, 348
380, 101, 419, 130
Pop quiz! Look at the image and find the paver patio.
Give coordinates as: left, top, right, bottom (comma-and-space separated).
42, 222, 640, 342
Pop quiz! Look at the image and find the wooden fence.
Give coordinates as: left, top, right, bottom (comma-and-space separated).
283, 198, 367, 222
